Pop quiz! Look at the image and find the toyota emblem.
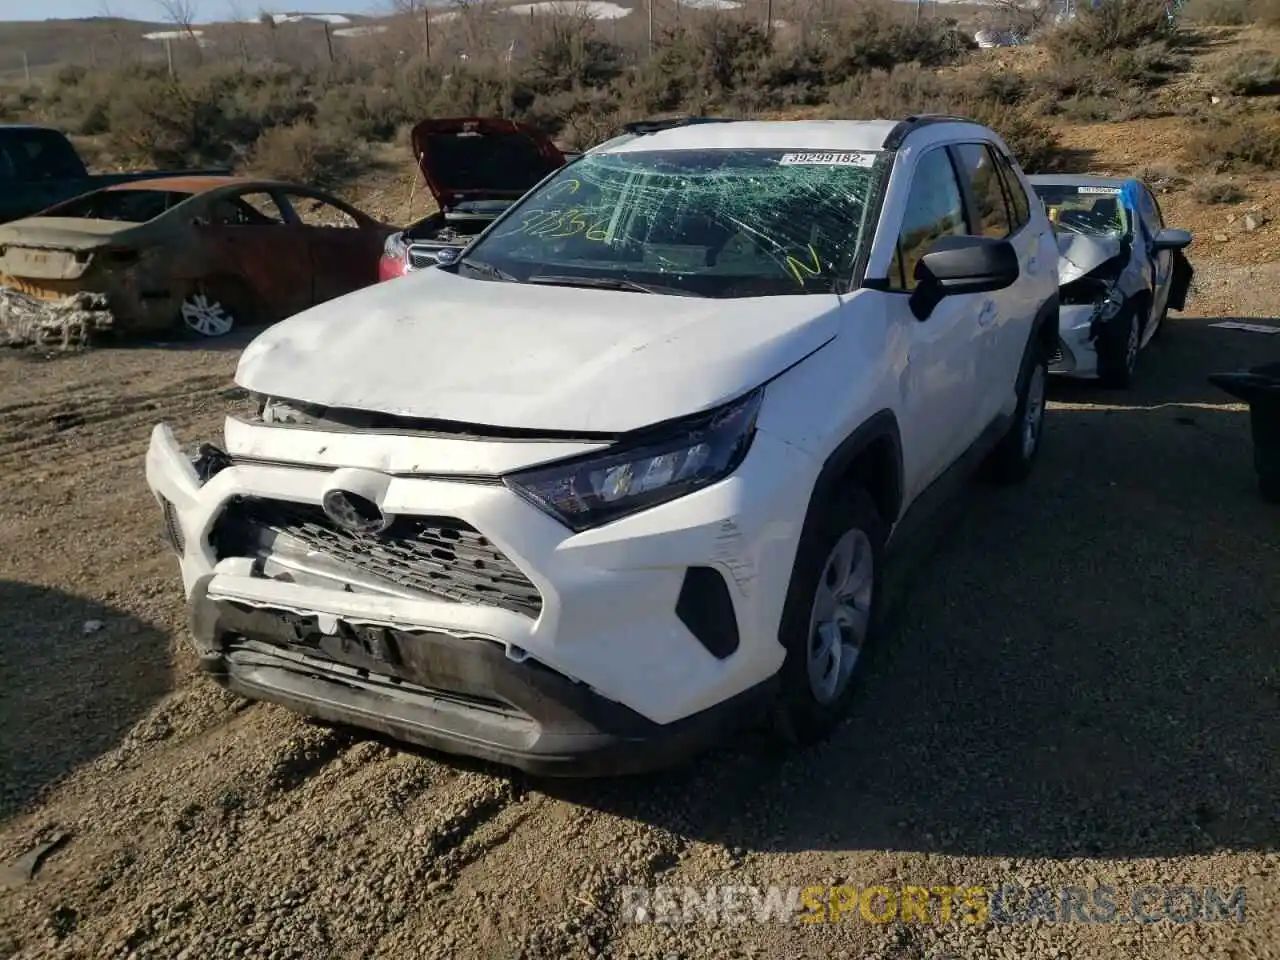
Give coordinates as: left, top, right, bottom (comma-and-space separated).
321, 489, 393, 534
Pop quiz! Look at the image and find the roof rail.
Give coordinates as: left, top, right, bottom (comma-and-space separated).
882, 114, 976, 149
622, 116, 738, 135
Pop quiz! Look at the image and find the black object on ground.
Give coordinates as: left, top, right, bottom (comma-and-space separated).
1209, 361, 1280, 503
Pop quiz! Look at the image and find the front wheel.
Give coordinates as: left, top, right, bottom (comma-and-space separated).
984, 343, 1048, 485
1096, 306, 1140, 389
771, 488, 886, 745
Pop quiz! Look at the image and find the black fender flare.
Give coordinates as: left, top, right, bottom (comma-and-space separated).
773, 410, 903, 654
802, 409, 905, 531
1023, 292, 1060, 378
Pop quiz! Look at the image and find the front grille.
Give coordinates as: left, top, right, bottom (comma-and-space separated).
211, 498, 542, 619
407, 244, 456, 269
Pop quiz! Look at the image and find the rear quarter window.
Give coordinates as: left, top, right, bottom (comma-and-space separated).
44, 189, 193, 222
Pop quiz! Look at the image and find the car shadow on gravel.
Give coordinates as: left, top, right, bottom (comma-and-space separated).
0, 581, 172, 821
538, 316, 1280, 861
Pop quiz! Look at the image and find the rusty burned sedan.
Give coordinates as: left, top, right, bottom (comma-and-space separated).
0, 176, 396, 338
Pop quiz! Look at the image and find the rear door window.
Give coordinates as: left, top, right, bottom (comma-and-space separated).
206, 191, 289, 226
992, 149, 1032, 232
951, 142, 1013, 240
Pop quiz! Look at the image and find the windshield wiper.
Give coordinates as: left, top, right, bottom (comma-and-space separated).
525, 274, 706, 297
459, 258, 518, 282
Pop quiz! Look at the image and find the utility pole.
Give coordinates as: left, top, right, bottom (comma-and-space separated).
423, 6, 431, 59
647, 0, 654, 56
323, 22, 334, 61
22, 51, 30, 85
765, 0, 772, 39
165, 37, 174, 76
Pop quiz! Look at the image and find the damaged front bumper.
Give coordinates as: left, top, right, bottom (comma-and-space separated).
1049, 304, 1098, 378
145, 419, 810, 775
185, 573, 773, 776
1050, 291, 1135, 379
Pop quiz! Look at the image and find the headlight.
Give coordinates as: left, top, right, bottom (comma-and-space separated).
260, 396, 310, 425
504, 388, 764, 532
383, 231, 408, 260
1094, 290, 1125, 322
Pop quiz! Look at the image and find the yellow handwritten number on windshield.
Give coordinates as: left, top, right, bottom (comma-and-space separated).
785, 245, 823, 286
519, 207, 610, 241
542, 179, 582, 201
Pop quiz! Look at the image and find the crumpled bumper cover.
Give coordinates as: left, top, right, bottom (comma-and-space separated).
187, 572, 777, 777
1051, 303, 1102, 378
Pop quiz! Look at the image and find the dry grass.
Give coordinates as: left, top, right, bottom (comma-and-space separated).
1218, 48, 1280, 92
0, 0, 1277, 188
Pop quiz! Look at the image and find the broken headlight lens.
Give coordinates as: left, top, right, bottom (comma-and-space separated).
383, 231, 408, 261
504, 388, 764, 532
1094, 289, 1125, 322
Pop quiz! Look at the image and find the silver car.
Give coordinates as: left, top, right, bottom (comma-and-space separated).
1028, 174, 1194, 388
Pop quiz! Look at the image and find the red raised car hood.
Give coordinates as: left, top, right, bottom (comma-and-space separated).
409, 117, 566, 212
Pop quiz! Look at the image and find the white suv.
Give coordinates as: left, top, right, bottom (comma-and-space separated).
146, 116, 1061, 776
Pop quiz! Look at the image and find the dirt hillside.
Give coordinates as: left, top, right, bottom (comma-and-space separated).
2, 21, 1279, 960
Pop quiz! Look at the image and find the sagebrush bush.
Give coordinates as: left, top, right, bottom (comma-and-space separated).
1187, 120, 1280, 171
1219, 51, 1280, 95
1193, 180, 1249, 203
1044, 0, 1174, 59
1184, 0, 1280, 24
0, 0, 1203, 186
247, 121, 368, 187
828, 65, 1066, 171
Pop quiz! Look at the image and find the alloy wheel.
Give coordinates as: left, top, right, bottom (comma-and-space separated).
1022, 363, 1047, 460
806, 528, 875, 705
180, 292, 235, 337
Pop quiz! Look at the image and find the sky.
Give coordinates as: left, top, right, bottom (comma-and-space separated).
0, 0, 387, 21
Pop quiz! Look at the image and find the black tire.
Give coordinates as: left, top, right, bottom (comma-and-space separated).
771, 487, 886, 745
1151, 301, 1170, 340
984, 337, 1049, 485
1096, 304, 1141, 389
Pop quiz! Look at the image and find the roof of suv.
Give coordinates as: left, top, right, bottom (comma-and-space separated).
593, 117, 996, 155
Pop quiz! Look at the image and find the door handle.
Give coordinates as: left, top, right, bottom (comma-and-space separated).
978, 300, 997, 327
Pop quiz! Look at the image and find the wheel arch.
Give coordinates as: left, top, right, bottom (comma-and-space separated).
804, 410, 905, 530
1033, 292, 1060, 361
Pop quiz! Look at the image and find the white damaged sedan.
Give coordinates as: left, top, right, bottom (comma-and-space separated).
1029, 174, 1194, 388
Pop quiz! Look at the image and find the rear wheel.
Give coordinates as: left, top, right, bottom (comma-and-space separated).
179, 279, 250, 338
772, 488, 886, 745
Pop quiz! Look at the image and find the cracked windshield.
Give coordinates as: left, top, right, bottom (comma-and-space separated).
463, 148, 882, 298
1034, 184, 1129, 239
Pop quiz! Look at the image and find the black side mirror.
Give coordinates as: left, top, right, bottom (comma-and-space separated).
1151, 227, 1192, 252
909, 235, 1020, 321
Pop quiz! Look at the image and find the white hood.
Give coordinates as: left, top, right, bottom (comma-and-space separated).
235, 267, 841, 434
1055, 232, 1123, 285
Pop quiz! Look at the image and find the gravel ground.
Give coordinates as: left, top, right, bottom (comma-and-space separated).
1, 267, 1278, 960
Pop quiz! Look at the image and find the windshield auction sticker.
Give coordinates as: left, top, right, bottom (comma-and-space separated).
1077, 186, 1122, 194
779, 152, 876, 167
